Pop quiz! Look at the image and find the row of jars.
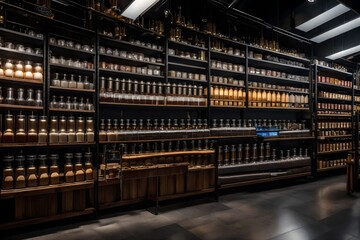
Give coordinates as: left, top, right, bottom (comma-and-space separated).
211, 60, 245, 72
0, 27, 43, 39
100, 118, 208, 133
168, 70, 206, 81
0, 114, 94, 144
120, 140, 212, 156
2, 152, 93, 190
50, 96, 94, 111
314, 60, 349, 73
51, 73, 94, 89
208, 86, 245, 101
249, 51, 305, 68
317, 75, 352, 88
248, 89, 309, 108
318, 141, 352, 152
168, 48, 207, 61
0, 87, 42, 106
212, 119, 306, 130
0, 113, 47, 143
218, 144, 309, 166
318, 130, 350, 137
169, 28, 206, 48
50, 56, 94, 70
318, 91, 351, 101
318, 122, 351, 129
211, 41, 245, 57
1, 40, 43, 55
100, 46, 162, 64
99, 78, 206, 106
0, 59, 43, 80
49, 37, 93, 53
49, 116, 94, 144
248, 67, 309, 82
248, 82, 309, 93
317, 103, 352, 111
250, 37, 306, 59
99, 61, 162, 76
211, 76, 244, 86
318, 159, 347, 169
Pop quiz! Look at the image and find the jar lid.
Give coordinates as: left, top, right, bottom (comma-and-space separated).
84, 152, 93, 158
49, 154, 59, 160
38, 155, 47, 160
75, 153, 82, 158
27, 155, 37, 160
3, 156, 14, 161
16, 155, 25, 161
64, 153, 73, 158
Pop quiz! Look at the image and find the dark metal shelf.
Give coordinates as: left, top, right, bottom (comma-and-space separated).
0, 27, 43, 42
0, 76, 43, 86
49, 44, 95, 57
50, 86, 95, 93
211, 67, 246, 77
210, 82, 245, 88
0, 143, 47, 149
50, 63, 95, 74
167, 76, 207, 84
317, 97, 352, 104
316, 65, 353, 78
248, 73, 309, 87
317, 82, 352, 93
0, 104, 43, 110
0, 47, 43, 61
100, 53, 164, 67
210, 50, 246, 63
168, 62, 206, 71
248, 86, 309, 95
168, 54, 207, 67
99, 68, 164, 80
168, 40, 208, 51
248, 57, 309, 73
49, 108, 95, 114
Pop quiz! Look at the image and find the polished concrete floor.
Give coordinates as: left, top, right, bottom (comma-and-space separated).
7, 175, 360, 240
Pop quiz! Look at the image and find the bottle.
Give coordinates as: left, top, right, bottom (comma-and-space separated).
259, 143, 264, 162
86, 117, 95, 142
49, 154, 60, 185
38, 116, 48, 143
64, 153, 74, 183
5, 87, 15, 105
67, 116, 76, 143
26, 155, 38, 187
52, 73, 61, 87
2, 156, 14, 190
252, 143, 258, 162
289, 93, 295, 107
265, 143, 271, 161
276, 92, 281, 107
38, 155, 49, 186
76, 117, 85, 142
281, 92, 286, 107
245, 144, 250, 163
26, 88, 35, 106
74, 153, 85, 182
15, 155, 26, 188
60, 73, 69, 88
35, 90, 43, 107
218, 146, 223, 166
15, 114, 27, 143
237, 144, 243, 164
16, 88, 26, 105
27, 114, 38, 142
271, 91, 276, 107
99, 119, 107, 141
58, 116, 67, 143
84, 152, 93, 180
77, 75, 84, 89
230, 145, 236, 165
266, 91, 272, 107
49, 116, 59, 144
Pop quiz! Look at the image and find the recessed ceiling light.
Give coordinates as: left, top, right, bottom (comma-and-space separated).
296, 4, 350, 32
308, 0, 315, 2
311, 17, 360, 43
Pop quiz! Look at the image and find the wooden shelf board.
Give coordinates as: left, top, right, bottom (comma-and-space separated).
0, 143, 47, 148
50, 86, 95, 93
0, 104, 43, 110
0, 76, 43, 85
122, 150, 215, 160
0, 181, 94, 199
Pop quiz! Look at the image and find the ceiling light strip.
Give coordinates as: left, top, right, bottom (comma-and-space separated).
311, 17, 360, 43
121, 0, 160, 20
326, 45, 360, 60
296, 4, 350, 32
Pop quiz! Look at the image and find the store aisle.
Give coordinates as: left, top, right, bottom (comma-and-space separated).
7, 175, 360, 240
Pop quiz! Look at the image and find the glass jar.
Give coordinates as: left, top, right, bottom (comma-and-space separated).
51, 72, 61, 87
60, 73, 69, 88
27, 115, 38, 142
77, 75, 84, 89
26, 155, 38, 187
86, 117, 94, 142
67, 116, 76, 143
76, 117, 85, 143
2, 156, 14, 189
49, 116, 59, 144
26, 88, 35, 106
49, 154, 59, 185
15, 155, 26, 188
14, 61, 24, 78
4, 59, 14, 77
33, 63, 43, 81
58, 116, 67, 143
16, 88, 26, 105
85, 98, 94, 111
5, 87, 15, 104
58, 96, 65, 109
38, 116, 48, 143
35, 89, 43, 106
68, 74, 77, 88
38, 155, 49, 186
84, 152, 93, 180
64, 153, 74, 183
50, 95, 58, 109
74, 153, 84, 182
15, 114, 26, 143
83, 76, 91, 89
